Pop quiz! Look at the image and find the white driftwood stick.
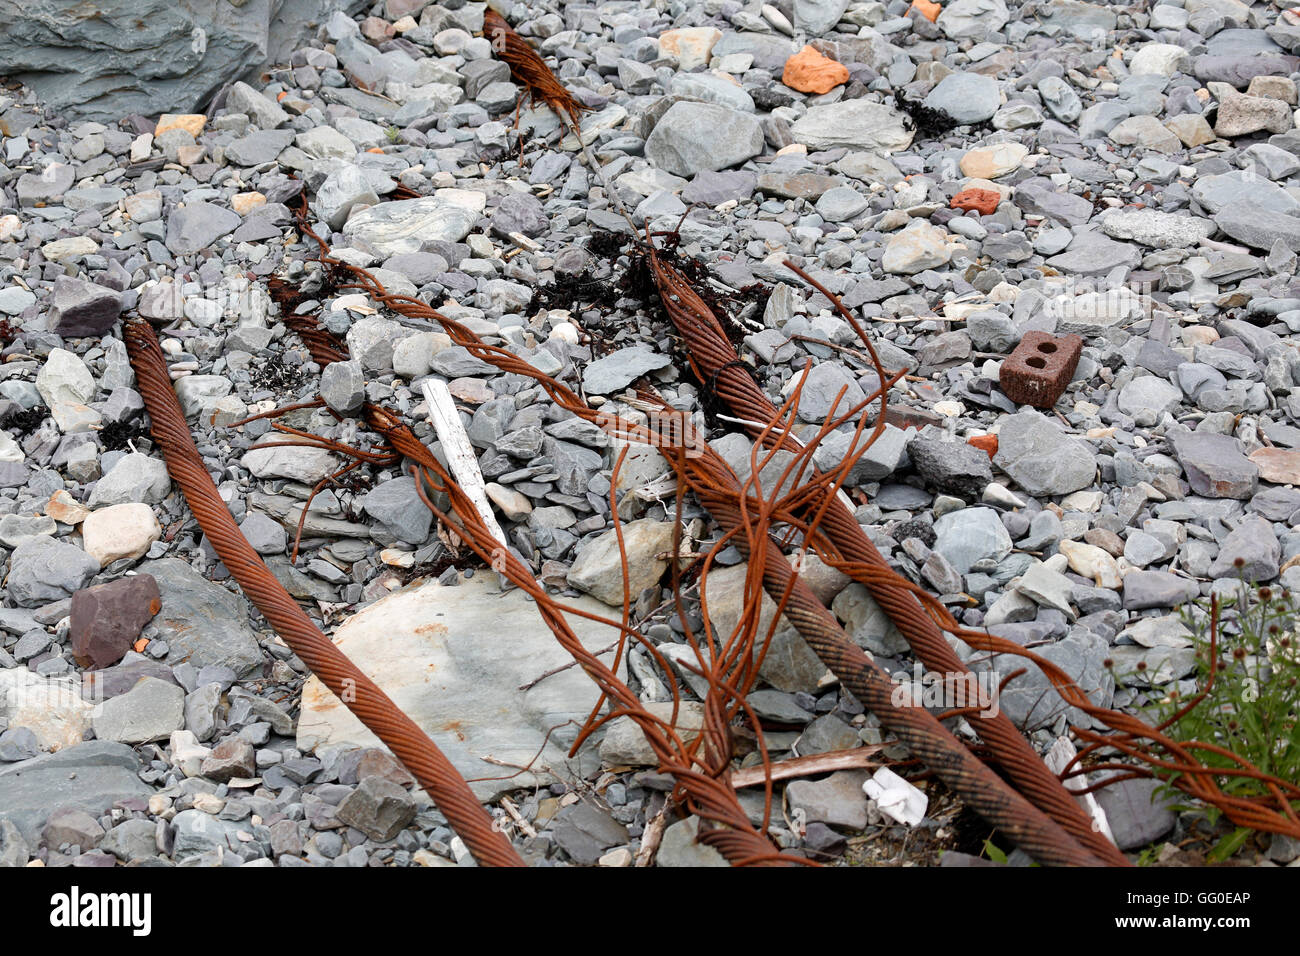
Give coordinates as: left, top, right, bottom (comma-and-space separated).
421, 379, 509, 553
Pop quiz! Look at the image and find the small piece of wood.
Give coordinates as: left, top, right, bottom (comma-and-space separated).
729, 745, 885, 789
422, 379, 508, 554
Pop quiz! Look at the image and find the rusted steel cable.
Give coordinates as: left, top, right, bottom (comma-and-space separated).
646, 247, 1131, 865
651, 249, 1300, 846
362, 405, 805, 865
292, 253, 1104, 865
122, 319, 524, 868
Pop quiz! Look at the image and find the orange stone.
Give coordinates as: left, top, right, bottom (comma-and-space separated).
1249, 447, 1300, 484
154, 113, 205, 137
950, 188, 1001, 215
910, 0, 942, 21
782, 45, 850, 95
967, 434, 998, 458
231, 191, 266, 216
46, 489, 90, 525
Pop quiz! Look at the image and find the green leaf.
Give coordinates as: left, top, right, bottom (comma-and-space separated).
1207, 827, 1252, 863
983, 838, 1007, 864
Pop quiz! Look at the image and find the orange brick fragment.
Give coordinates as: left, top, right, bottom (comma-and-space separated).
910, 0, 942, 21
950, 188, 1001, 215
967, 434, 998, 459
782, 45, 850, 95
133, 638, 150, 654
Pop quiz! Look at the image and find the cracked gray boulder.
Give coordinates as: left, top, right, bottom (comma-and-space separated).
0, 0, 367, 122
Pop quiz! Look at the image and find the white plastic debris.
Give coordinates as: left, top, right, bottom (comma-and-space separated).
1044, 737, 1115, 844
862, 767, 928, 826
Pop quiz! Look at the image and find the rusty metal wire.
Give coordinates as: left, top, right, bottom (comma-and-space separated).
637, 243, 1122, 865
123, 319, 524, 868
483, 9, 591, 129
274, 213, 1107, 864
645, 249, 1300, 845
363, 405, 808, 865
275, 182, 1300, 858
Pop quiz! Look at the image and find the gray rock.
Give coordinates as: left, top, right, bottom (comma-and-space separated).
1093, 777, 1176, 850
297, 577, 627, 799
787, 770, 871, 830
933, 507, 1013, 574
165, 201, 242, 256
0, 287, 35, 316
645, 102, 765, 177
1193, 171, 1300, 216
990, 629, 1109, 730
0, 0, 365, 121
320, 359, 365, 415
1170, 430, 1258, 499
815, 186, 870, 222
812, 425, 909, 484
184, 682, 222, 743
909, 435, 994, 499
1208, 517, 1280, 581
1038, 76, 1082, 122
1122, 570, 1200, 610
568, 519, 674, 606
242, 435, 340, 484
47, 275, 122, 337
239, 512, 287, 556
833, 583, 908, 654
794, 0, 849, 34
993, 411, 1096, 497
100, 818, 159, 862
551, 801, 628, 864
226, 80, 288, 128
42, 806, 104, 850
342, 192, 486, 256
223, 128, 293, 165
0, 742, 150, 845
1098, 209, 1216, 249
966, 311, 1018, 352
937, 0, 1010, 37
362, 476, 432, 545
1117, 376, 1182, 423
1214, 203, 1300, 252
0, 728, 39, 763
91, 676, 185, 744
656, 815, 728, 866
582, 345, 672, 394
490, 191, 549, 238
140, 558, 264, 676
5, 536, 99, 607
791, 100, 913, 152
702, 562, 828, 693
16, 162, 74, 206
924, 73, 999, 125
334, 775, 417, 841
315, 164, 395, 229
171, 808, 246, 861
1045, 229, 1142, 276
0, 819, 28, 867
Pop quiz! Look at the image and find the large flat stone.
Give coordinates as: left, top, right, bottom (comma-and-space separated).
296, 576, 626, 799
0, 742, 150, 845
138, 558, 264, 676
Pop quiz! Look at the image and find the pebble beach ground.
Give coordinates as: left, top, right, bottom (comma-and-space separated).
1, 0, 1299, 867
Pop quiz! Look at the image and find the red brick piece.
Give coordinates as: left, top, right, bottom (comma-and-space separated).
967, 434, 998, 458
998, 331, 1083, 409
950, 188, 1001, 215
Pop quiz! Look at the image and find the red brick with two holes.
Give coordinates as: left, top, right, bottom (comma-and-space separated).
998, 331, 1083, 408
